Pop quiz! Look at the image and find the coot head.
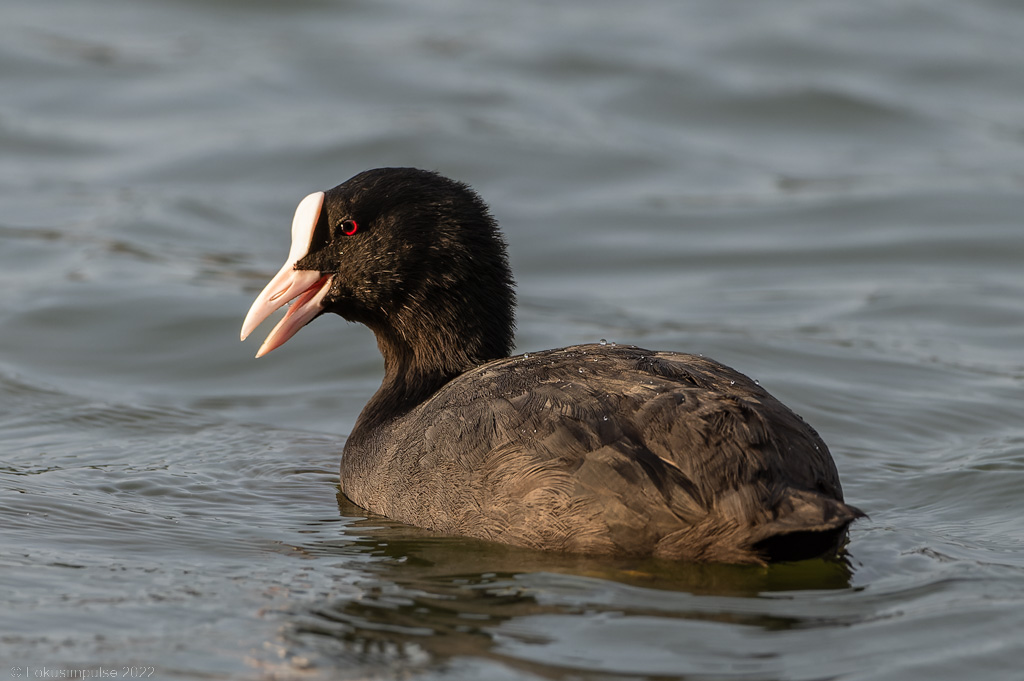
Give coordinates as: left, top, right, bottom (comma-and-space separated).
241, 168, 516, 374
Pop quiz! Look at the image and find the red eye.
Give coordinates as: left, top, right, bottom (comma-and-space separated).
342, 219, 358, 236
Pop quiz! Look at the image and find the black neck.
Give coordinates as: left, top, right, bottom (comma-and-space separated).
348, 301, 513, 443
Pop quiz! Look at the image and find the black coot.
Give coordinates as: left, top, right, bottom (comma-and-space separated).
241, 168, 863, 564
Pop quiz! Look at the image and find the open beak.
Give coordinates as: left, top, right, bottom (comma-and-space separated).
240, 191, 334, 358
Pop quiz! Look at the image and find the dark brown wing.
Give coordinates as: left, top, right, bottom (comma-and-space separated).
342, 344, 863, 564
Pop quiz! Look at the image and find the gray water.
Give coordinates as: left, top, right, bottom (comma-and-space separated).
3, 1, 1024, 679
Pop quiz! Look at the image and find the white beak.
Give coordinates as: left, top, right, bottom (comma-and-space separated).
240, 191, 334, 358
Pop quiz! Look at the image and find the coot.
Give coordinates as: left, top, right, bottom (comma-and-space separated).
241, 168, 863, 564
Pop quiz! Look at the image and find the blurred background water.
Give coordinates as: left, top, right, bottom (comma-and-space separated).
2, 0, 1023, 679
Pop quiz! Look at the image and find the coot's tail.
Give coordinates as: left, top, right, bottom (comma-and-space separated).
749, 490, 866, 563
654, 489, 865, 564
